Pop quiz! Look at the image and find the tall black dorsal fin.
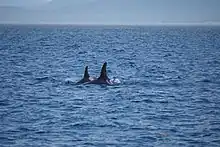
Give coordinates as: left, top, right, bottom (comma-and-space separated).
98, 62, 109, 80
84, 66, 90, 78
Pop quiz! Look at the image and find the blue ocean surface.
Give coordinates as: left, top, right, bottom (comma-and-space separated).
0, 24, 220, 146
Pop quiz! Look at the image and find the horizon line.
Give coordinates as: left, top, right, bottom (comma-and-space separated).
0, 22, 220, 27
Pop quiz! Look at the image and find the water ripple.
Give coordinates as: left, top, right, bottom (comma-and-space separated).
0, 25, 220, 146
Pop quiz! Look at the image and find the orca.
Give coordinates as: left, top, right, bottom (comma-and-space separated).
87, 62, 114, 85
76, 66, 96, 84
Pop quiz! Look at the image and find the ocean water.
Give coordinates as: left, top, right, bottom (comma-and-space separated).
0, 24, 220, 146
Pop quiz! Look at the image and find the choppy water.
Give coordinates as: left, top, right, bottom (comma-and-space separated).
0, 24, 220, 146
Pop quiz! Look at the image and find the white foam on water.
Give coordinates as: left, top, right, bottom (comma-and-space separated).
110, 78, 121, 85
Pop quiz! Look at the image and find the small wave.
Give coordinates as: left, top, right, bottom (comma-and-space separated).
70, 122, 91, 128
35, 76, 50, 81
131, 98, 154, 103
34, 76, 57, 84
21, 71, 33, 76
195, 98, 211, 104
64, 78, 77, 85
0, 100, 10, 106
78, 51, 87, 54
64, 44, 80, 49
200, 79, 212, 83
142, 99, 154, 103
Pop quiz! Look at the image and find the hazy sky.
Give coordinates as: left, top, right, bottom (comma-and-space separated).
0, 0, 220, 25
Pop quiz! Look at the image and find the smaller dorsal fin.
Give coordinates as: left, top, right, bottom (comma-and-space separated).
84, 66, 90, 78
98, 62, 109, 80
76, 66, 90, 84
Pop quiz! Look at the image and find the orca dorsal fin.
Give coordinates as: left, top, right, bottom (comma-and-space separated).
98, 62, 109, 80
84, 66, 90, 78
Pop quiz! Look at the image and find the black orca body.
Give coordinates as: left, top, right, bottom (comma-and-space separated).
87, 62, 113, 85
